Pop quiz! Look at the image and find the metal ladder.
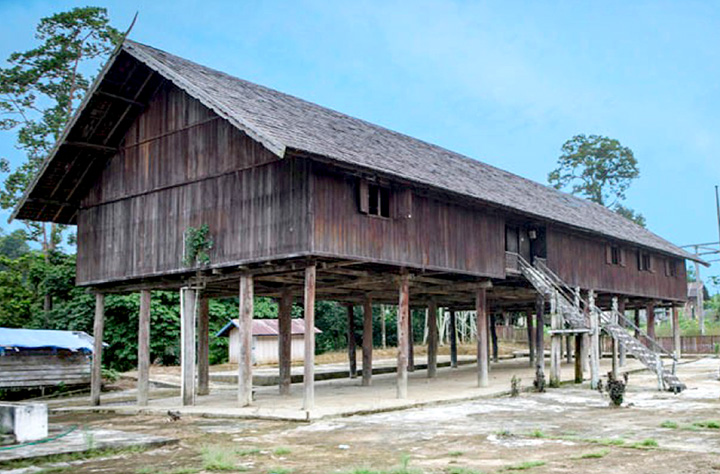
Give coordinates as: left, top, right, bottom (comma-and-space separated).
517, 255, 685, 392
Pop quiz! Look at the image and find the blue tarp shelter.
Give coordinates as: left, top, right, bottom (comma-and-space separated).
0, 328, 99, 353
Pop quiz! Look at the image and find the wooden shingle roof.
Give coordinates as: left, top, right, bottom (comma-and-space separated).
13, 39, 697, 261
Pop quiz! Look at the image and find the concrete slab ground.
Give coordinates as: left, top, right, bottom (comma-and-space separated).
0, 426, 175, 463
52, 355, 660, 421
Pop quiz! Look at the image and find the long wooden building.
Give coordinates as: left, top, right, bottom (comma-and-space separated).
13, 40, 700, 408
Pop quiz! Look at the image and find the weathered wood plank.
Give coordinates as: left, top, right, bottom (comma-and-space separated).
137, 289, 151, 405
303, 265, 316, 410
90, 293, 104, 406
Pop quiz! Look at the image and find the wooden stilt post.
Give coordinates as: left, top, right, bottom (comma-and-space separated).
574, 334, 583, 383
618, 298, 627, 367
397, 272, 410, 399
632, 308, 640, 338
303, 265, 317, 411
565, 335, 572, 364
526, 308, 535, 367
362, 296, 373, 386
535, 295, 545, 389
238, 275, 254, 406
407, 309, 415, 372
346, 303, 357, 379
427, 300, 438, 378
449, 309, 458, 369
197, 296, 210, 396
90, 293, 105, 406
672, 305, 681, 360
278, 288, 293, 395
589, 291, 600, 390
490, 314, 499, 363
477, 287, 489, 388
646, 301, 656, 340
137, 290, 151, 405
181, 287, 197, 406
611, 297, 619, 380
550, 292, 561, 387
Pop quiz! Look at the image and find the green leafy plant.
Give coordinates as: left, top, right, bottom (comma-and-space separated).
660, 420, 678, 429
183, 224, 213, 267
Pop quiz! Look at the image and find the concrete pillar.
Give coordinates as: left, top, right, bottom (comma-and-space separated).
646, 302, 656, 340
346, 303, 357, 379
672, 305, 681, 359
238, 275, 254, 406
137, 290, 151, 405
526, 307, 535, 367
449, 309, 458, 369
303, 265, 317, 411
278, 289, 293, 395
362, 297, 373, 386
181, 287, 197, 406
397, 273, 410, 399
427, 301, 438, 378
90, 293, 105, 406
550, 292, 561, 387
618, 298, 627, 367
611, 296, 619, 380
476, 287, 489, 388
197, 296, 210, 396
589, 291, 600, 390
535, 295, 545, 388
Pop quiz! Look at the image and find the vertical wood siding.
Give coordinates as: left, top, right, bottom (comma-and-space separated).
311, 166, 505, 277
545, 227, 686, 300
76, 84, 309, 285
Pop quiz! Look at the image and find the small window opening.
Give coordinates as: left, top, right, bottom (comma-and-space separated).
638, 251, 652, 272
611, 246, 621, 265
359, 181, 391, 218
667, 260, 678, 277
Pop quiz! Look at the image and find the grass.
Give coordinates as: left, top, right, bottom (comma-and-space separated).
578, 449, 609, 459
628, 439, 658, 449
660, 420, 678, 429
0, 446, 148, 471
448, 451, 464, 457
692, 420, 720, 429
495, 429, 513, 437
593, 438, 626, 446
236, 448, 262, 456
342, 455, 424, 474
267, 469, 293, 474
446, 468, 485, 474
528, 429, 545, 438
273, 447, 291, 456
504, 461, 546, 471
201, 445, 246, 472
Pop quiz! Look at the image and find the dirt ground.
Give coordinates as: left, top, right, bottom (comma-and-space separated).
6, 358, 720, 474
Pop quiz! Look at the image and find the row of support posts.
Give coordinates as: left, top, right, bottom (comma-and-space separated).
89, 270, 685, 408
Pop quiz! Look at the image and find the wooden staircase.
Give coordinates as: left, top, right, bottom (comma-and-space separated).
517, 255, 685, 392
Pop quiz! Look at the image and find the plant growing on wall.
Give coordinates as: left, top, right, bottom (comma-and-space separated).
183, 224, 213, 267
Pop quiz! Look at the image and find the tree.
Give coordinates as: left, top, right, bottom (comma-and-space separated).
0, 7, 121, 253
613, 203, 647, 228
548, 134, 645, 226
0, 228, 30, 259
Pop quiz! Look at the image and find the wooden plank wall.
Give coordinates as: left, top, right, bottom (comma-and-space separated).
311, 167, 505, 277
545, 227, 686, 300
77, 84, 309, 285
0, 352, 91, 389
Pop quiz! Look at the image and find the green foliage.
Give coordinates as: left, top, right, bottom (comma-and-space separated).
101, 367, 120, 383
613, 203, 646, 228
548, 134, 639, 207
201, 445, 244, 471
578, 449, 609, 459
660, 420, 678, 429
504, 461, 545, 471
183, 224, 214, 267
0, 7, 121, 250
0, 228, 30, 259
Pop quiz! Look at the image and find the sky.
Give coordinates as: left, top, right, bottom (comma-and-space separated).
0, 0, 718, 283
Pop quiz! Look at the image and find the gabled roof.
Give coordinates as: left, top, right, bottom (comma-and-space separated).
0, 328, 99, 352
216, 319, 321, 338
13, 39, 697, 262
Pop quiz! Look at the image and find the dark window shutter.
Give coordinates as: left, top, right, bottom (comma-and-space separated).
359, 180, 369, 214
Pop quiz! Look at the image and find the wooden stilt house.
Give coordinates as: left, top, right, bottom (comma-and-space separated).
12, 40, 702, 408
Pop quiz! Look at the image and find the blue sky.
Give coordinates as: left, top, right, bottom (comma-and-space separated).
0, 0, 718, 283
